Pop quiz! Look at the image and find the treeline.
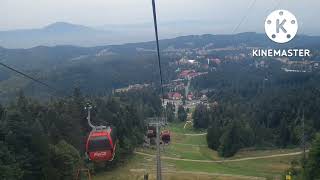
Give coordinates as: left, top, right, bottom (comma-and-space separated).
192, 61, 320, 157
0, 88, 161, 179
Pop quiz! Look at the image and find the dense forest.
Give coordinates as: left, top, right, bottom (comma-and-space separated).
0, 88, 161, 180
192, 60, 320, 157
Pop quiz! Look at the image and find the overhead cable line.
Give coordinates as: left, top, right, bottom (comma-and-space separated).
272, 0, 281, 11
232, 0, 257, 34
151, 0, 166, 109
0, 61, 68, 97
264, 0, 280, 14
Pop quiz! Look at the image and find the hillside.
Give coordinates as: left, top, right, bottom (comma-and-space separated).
1, 32, 320, 101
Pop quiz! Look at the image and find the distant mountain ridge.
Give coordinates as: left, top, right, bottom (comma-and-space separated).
0, 22, 123, 48
43, 22, 94, 32
1, 32, 320, 70
0, 21, 237, 48
2, 21, 320, 49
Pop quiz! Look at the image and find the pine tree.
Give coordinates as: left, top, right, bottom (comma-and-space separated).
177, 105, 187, 122
49, 140, 81, 180
207, 124, 222, 150
218, 121, 241, 157
193, 104, 209, 129
303, 134, 320, 180
166, 102, 175, 122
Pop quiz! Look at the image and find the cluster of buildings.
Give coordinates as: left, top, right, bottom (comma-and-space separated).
177, 58, 200, 66
166, 90, 209, 102
272, 58, 320, 73
115, 83, 150, 93
163, 80, 185, 91
178, 70, 208, 80
224, 53, 247, 61
167, 92, 183, 100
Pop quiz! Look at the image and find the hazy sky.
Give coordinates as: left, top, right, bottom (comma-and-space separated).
0, 0, 319, 34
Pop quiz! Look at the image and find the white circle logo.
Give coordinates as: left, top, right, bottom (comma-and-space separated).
265, 10, 298, 43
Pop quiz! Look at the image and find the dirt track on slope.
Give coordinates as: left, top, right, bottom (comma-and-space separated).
134, 151, 304, 163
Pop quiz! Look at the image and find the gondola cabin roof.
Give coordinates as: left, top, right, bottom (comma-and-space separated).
161, 130, 170, 135
90, 130, 108, 137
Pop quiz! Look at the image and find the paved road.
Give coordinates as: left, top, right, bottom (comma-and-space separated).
135, 151, 305, 163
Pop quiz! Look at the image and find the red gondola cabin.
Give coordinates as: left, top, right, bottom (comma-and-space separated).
147, 125, 157, 138
86, 127, 117, 162
161, 130, 171, 144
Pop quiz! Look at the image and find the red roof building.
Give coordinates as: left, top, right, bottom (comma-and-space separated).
168, 92, 182, 100
187, 93, 193, 101
179, 70, 195, 79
